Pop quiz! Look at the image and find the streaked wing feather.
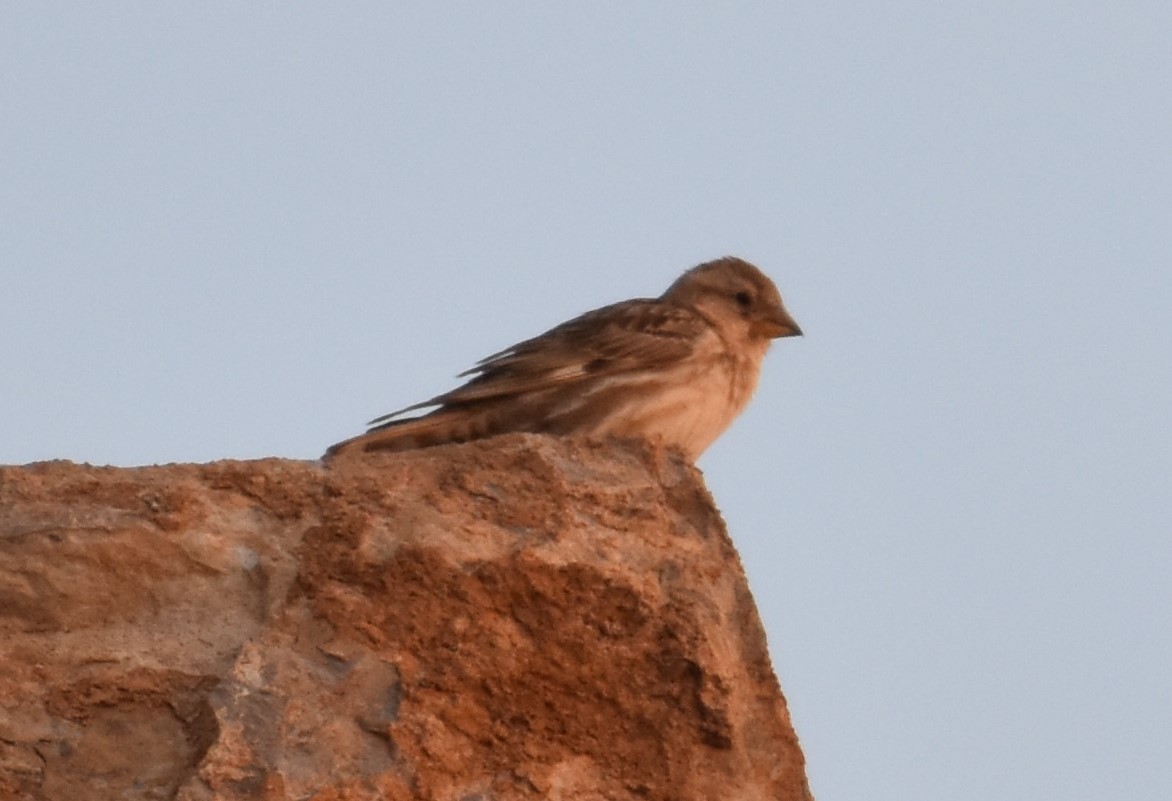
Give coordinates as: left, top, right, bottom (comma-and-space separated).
366, 300, 704, 428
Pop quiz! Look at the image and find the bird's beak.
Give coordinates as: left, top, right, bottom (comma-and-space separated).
752, 306, 803, 339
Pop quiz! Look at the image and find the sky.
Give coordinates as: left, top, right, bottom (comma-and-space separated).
3, 4, 1170, 799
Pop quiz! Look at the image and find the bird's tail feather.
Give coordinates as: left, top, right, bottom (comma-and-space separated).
322, 408, 501, 460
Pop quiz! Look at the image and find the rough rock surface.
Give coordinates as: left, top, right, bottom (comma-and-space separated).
0, 435, 811, 801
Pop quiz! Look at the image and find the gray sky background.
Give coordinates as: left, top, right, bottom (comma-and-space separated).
3, 4, 1169, 799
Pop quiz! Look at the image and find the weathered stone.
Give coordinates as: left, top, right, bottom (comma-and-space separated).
0, 435, 811, 801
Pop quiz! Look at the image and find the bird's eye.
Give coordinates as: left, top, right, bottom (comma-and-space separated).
734, 291, 753, 308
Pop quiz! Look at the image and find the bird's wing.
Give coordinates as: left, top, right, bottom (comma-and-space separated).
366, 299, 706, 427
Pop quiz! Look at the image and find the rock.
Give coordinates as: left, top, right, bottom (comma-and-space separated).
0, 435, 812, 801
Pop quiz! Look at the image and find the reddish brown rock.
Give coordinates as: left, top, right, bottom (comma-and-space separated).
0, 435, 811, 801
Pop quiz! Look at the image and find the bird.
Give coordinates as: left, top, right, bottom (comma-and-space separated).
324, 256, 801, 461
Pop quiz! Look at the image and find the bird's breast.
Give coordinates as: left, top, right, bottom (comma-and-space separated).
539, 334, 765, 459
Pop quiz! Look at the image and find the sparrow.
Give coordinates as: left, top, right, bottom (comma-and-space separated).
324, 256, 801, 461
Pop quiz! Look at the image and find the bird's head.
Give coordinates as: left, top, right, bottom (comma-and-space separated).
662, 256, 802, 341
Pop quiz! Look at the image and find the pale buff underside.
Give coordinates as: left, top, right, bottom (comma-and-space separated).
533, 332, 768, 459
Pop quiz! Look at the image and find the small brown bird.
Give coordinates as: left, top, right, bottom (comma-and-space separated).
324, 256, 801, 461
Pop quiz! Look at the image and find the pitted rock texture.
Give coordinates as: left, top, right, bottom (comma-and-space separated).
0, 435, 811, 801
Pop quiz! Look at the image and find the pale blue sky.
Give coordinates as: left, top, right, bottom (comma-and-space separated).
3, 4, 1169, 799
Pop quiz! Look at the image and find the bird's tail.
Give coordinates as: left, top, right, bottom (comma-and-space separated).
322, 408, 502, 460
